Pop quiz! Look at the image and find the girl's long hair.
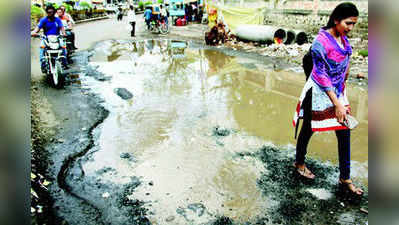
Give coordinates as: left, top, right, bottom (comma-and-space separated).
324, 2, 359, 29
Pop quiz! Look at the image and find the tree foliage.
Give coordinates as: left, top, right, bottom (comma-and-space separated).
138, 1, 144, 10
31, 5, 45, 20
61, 3, 73, 12
79, 1, 93, 10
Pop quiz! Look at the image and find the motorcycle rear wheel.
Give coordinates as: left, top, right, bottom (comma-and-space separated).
160, 23, 169, 34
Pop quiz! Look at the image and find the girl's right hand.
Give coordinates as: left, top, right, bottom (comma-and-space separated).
335, 103, 347, 123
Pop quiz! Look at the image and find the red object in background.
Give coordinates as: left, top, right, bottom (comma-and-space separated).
176, 18, 187, 26
274, 37, 283, 44
176, 18, 182, 26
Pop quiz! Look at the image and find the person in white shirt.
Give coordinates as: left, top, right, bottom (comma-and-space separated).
160, 4, 168, 25
127, 5, 136, 37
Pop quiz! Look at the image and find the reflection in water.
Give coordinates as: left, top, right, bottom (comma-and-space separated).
200, 48, 368, 165
83, 39, 368, 224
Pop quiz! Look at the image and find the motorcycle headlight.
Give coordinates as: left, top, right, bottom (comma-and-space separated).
49, 43, 60, 49
47, 35, 59, 42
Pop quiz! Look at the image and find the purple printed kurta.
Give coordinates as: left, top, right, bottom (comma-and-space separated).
311, 29, 352, 98
293, 29, 352, 133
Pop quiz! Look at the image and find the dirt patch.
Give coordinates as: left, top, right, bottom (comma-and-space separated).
212, 146, 369, 225
256, 146, 368, 225
117, 179, 151, 225
31, 80, 66, 225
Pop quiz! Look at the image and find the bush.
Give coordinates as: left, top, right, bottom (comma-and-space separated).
358, 49, 368, 57
145, 1, 152, 6
79, 1, 92, 10
158, 0, 164, 4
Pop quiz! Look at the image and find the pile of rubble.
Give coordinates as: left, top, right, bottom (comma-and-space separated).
205, 21, 234, 46
222, 38, 369, 80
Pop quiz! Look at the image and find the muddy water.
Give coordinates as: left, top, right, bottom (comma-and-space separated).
80, 39, 368, 224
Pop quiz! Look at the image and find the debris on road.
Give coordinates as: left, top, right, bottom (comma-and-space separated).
114, 88, 133, 100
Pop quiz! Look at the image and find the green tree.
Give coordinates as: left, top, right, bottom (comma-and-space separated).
61, 3, 73, 12
31, 4, 45, 21
138, 1, 144, 10
79, 1, 93, 10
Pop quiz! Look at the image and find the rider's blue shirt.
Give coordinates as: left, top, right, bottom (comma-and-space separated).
144, 9, 152, 20
38, 17, 63, 36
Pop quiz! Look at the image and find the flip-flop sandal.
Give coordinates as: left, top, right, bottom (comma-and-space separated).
293, 163, 315, 179
339, 179, 364, 196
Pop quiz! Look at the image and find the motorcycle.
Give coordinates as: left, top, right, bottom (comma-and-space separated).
39, 34, 66, 88
148, 17, 169, 34
61, 20, 75, 64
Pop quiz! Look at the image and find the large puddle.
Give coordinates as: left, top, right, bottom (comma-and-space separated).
80, 39, 368, 224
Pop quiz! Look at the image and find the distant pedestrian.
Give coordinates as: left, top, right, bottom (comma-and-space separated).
188, 4, 193, 22
127, 5, 136, 37
292, 2, 363, 196
208, 7, 217, 28
184, 4, 189, 21
192, 3, 197, 21
198, 5, 203, 22
117, 6, 123, 21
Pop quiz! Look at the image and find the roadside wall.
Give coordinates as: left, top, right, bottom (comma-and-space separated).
263, 0, 368, 40
279, 0, 368, 13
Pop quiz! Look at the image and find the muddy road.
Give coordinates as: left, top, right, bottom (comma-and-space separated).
31, 18, 368, 225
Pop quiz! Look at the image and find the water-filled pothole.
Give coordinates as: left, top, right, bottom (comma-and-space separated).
76, 39, 368, 225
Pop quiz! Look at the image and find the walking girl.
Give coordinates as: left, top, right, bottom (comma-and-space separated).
292, 2, 363, 196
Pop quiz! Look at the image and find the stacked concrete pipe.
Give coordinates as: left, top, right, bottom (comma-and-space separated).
235, 25, 287, 45
293, 30, 308, 45
284, 29, 296, 45
280, 29, 308, 45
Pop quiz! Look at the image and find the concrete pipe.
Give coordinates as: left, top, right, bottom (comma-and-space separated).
235, 25, 287, 45
293, 30, 308, 45
283, 29, 296, 45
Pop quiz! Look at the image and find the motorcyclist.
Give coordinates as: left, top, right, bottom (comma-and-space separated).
144, 6, 152, 30
149, 5, 162, 29
31, 5, 68, 72
58, 5, 78, 50
160, 4, 168, 25
152, 4, 161, 22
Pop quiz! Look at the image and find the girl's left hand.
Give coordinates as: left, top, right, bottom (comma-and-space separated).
335, 103, 347, 123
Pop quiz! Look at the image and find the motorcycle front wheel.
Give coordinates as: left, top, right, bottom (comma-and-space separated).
49, 60, 64, 88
